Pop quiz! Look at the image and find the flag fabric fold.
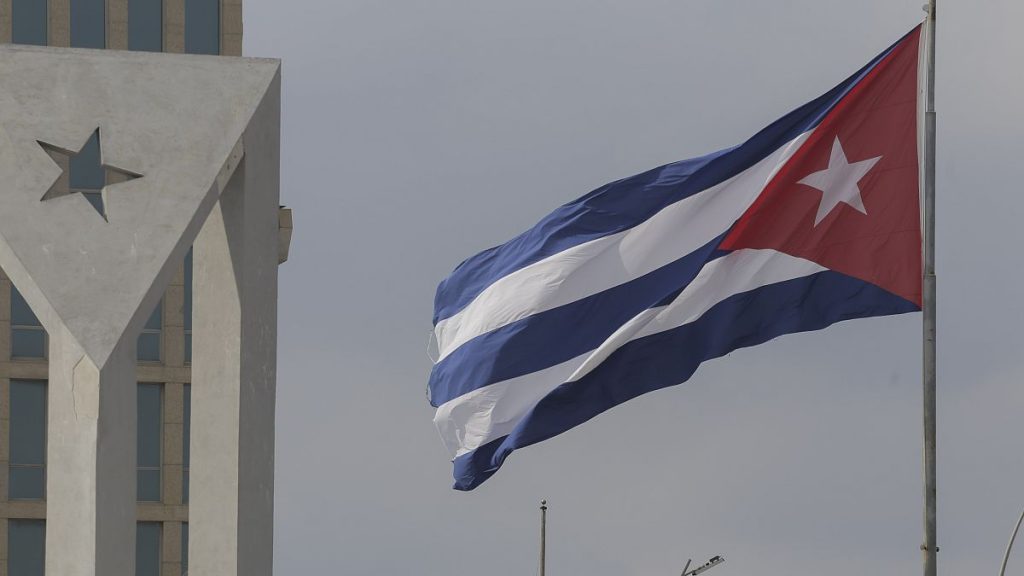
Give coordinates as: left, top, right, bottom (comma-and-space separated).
430, 26, 923, 491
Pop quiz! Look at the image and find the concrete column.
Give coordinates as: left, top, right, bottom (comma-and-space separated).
190, 73, 279, 576
0, 272, 11, 362
47, 0, 69, 47
162, 520, 183, 576
163, 381, 185, 507
106, 0, 128, 50
222, 0, 242, 56
0, 0, 11, 44
163, 266, 186, 368
45, 326, 136, 576
164, 0, 184, 53
0, 519, 8, 576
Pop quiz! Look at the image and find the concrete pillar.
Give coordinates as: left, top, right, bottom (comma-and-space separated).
0, 0, 11, 44
106, 0, 128, 50
47, 0, 69, 47
222, 0, 242, 56
45, 325, 136, 576
163, 381, 185, 507
190, 72, 279, 576
162, 521, 184, 576
164, 0, 184, 53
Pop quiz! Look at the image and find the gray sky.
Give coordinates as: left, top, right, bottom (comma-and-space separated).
244, 2, 1024, 574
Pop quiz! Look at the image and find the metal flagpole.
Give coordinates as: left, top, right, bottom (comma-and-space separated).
922, 1, 938, 576
540, 500, 548, 576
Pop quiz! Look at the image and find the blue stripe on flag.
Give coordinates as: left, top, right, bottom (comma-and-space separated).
450, 271, 919, 490
432, 32, 908, 325
429, 236, 727, 407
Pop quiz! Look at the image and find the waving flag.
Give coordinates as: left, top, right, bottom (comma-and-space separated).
430, 26, 923, 491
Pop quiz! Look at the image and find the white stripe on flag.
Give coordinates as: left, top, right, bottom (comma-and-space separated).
434, 249, 826, 457
434, 132, 813, 362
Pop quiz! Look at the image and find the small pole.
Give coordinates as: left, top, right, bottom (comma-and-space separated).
681, 559, 692, 576
539, 500, 547, 576
999, 505, 1024, 576
922, 2, 938, 576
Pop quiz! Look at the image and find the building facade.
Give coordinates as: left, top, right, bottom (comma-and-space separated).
0, 2, 251, 574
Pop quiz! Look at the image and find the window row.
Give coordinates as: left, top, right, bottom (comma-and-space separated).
12, 286, 163, 362
9, 380, 190, 503
8, 520, 187, 576
11, 0, 221, 54
11, 247, 192, 363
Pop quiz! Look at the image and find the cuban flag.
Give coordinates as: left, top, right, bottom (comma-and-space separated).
430, 26, 924, 490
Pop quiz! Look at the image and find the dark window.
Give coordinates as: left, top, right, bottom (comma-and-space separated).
136, 522, 161, 576
184, 248, 192, 364
137, 383, 162, 502
181, 522, 189, 575
9, 380, 46, 500
184, 0, 219, 55
182, 384, 190, 503
11, 0, 47, 45
11, 286, 46, 359
138, 301, 162, 362
8, 520, 45, 576
128, 0, 163, 52
70, 0, 106, 48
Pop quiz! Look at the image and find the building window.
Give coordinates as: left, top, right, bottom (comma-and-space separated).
137, 301, 162, 363
184, 0, 219, 55
11, 286, 46, 359
9, 380, 46, 500
11, 0, 47, 45
8, 520, 45, 576
70, 0, 106, 48
136, 522, 161, 576
181, 522, 189, 575
182, 384, 190, 503
184, 248, 192, 364
137, 383, 162, 502
128, 0, 163, 52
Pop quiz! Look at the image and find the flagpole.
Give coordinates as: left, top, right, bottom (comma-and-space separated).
539, 500, 548, 576
922, 1, 938, 576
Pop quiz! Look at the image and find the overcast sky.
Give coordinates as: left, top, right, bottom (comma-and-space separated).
242, 2, 1024, 574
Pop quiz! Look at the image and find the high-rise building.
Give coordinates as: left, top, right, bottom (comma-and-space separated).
0, 3, 287, 575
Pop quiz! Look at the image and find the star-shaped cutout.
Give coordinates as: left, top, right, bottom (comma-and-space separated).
38, 128, 143, 221
798, 136, 881, 227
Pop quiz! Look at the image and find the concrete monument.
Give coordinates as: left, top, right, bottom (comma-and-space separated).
0, 44, 281, 575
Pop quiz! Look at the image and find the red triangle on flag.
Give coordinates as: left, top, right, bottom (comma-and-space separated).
721, 27, 922, 306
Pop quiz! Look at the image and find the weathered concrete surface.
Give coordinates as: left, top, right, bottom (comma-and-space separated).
0, 46, 281, 575
0, 45, 279, 368
46, 326, 136, 576
190, 72, 280, 576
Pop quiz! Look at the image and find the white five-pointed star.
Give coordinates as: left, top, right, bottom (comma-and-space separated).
798, 136, 882, 226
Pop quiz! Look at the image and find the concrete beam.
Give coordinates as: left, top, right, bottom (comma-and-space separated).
190, 71, 280, 576
0, 45, 279, 366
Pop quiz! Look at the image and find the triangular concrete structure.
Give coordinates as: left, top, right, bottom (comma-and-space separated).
0, 45, 280, 364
